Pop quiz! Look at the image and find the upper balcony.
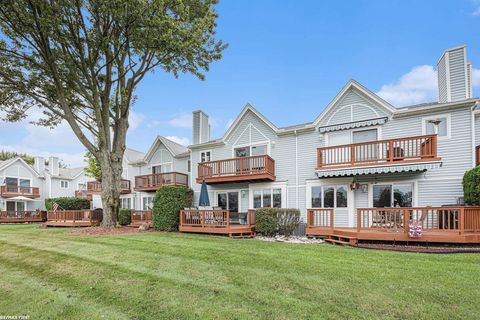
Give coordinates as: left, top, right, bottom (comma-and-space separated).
87, 179, 131, 195
316, 134, 441, 175
0, 185, 40, 198
134, 172, 188, 191
197, 154, 276, 184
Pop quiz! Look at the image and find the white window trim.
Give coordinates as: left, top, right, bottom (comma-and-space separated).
213, 189, 243, 212
141, 195, 154, 210
325, 126, 383, 147
248, 181, 287, 209
199, 150, 212, 163
367, 180, 418, 208
232, 141, 271, 158
60, 180, 69, 189
422, 113, 451, 140
3, 176, 32, 187
150, 162, 173, 173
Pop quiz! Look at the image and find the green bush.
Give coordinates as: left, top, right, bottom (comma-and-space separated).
118, 209, 132, 226
152, 186, 193, 231
45, 197, 90, 210
255, 208, 301, 237
463, 167, 480, 205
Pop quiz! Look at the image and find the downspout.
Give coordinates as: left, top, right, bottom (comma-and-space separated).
294, 130, 298, 210
472, 101, 480, 168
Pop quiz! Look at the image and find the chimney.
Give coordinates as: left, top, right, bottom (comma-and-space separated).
33, 156, 45, 175
437, 45, 473, 103
48, 156, 59, 176
192, 110, 211, 145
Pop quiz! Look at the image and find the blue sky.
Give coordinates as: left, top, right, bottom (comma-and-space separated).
1, 0, 479, 167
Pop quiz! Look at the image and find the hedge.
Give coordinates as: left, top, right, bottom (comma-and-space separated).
118, 209, 132, 226
152, 186, 193, 231
255, 208, 301, 237
45, 197, 90, 211
463, 167, 480, 205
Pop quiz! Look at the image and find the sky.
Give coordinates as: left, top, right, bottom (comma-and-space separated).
1, 0, 480, 167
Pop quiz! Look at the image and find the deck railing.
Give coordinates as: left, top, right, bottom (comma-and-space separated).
0, 185, 40, 198
131, 210, 152, 223
307, 208, 334, 229
197, 155, 275, 182
317, 134, 439, 169
134, 172, 188, 190
87, 180, 131, 194
47, 210, 103, 223
357, 207, 480, 234
179, 209, 256, 229
0, 211, 47, 221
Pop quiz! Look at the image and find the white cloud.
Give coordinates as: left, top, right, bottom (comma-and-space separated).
129, 110, 145, 130
376, 65, 438, 107
473, 68, 480, 86
147, 120, 162, 128
225, 118, 234, 129
0, 143, 86, 167
168, 113, 192, 128
165, 136, 190, 146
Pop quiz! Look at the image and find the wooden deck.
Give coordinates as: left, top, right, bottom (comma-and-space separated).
0, 211, 47, 223
44, 210, 102, 227
0, 185, 40, 198
306, 207, 480, 244
196, 155, 275, 184
87, 180, 131, 195
179, 209, 256, 237
317, 134, 440, 170
134, 172, 188, 191
128, 210, 152, 227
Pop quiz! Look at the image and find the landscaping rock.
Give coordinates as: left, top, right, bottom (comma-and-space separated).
255, 235, 324, 244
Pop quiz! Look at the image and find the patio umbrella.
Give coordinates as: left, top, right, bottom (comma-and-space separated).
199, 179, 210, 206
7, 196, 34, 201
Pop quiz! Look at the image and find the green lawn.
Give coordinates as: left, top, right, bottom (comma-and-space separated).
0, 225, 479, 319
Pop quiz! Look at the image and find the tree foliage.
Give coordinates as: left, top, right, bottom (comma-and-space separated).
463, 167, 480, 205
45, 197, 91, 210
0, 0, 226, 226
84, 151, 102, 181
152, 186, 193, 231
0, 150, 34, 165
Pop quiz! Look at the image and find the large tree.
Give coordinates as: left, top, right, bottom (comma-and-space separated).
0, 0, 226, 227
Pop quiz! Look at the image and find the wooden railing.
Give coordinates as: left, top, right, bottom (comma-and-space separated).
197, 155, 275, 182
87, 180, 131, 194
47, 210, 103, 223
357, 207, 480, 234
317, 134, 439, 169
0, 211, 47, 221
476, 145, 480, 167
307, 208, 334, 229
134, 172, 188, 191
0, 185, 40, 198
180, 209, 256, 228
131, 210, 152, 223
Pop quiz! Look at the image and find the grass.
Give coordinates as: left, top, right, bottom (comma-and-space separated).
0, 225, 479, 319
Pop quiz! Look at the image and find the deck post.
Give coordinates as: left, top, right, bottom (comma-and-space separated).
388, 140, 394, 162
459, 207, 464, 235
356, 209, 361, 232
350, 145, 355, 165
403, 208, 409, 234
330, 209, 334, 229
201, 211, 205, 229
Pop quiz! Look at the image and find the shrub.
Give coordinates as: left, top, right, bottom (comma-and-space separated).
45, 197, 90, 210
255, 208, 301, 237
118, 209, 132, 226
463, 167, 480, 205
152, 186, 193, 231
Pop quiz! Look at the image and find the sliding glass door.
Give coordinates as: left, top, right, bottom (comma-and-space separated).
373, 184, 413, 208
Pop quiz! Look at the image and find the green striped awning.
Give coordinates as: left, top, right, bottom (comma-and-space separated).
315, 161, 442, 178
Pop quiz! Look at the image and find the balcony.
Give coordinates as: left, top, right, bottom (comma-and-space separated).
87, 180, 131, 195
45, 209, 103, 227
197, 155, 276, 184
0, 185, 40, 198
134, 172, 188, 191
316, 134, 440, 174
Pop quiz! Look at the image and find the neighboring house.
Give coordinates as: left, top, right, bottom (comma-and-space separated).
188, 45, 479, 232
0, 156, 90, 211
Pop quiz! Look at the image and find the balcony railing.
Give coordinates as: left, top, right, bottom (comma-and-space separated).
197, 155, 275, 184
129, 210, 153, 227
47, 210, 103, 224
317, 134, 440, 170
87, 180, 131, 194
134, 172, 188, 191
0, 185, 40, 198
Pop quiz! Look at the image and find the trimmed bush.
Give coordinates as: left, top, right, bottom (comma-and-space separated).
118, 209, 132, 226
152, 186, 193, 231
255, 208, 301, 237
463, 167, 480, 205
45, 197, 90, 211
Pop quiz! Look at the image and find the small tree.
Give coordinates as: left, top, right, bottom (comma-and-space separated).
152, 186, 193, 231
84, 152, 102, 181
45, 197, 90, 210
463, 167, 480, 205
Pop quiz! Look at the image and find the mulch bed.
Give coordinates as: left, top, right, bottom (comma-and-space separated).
68, 226, 156, 236
355, 243, 480, 254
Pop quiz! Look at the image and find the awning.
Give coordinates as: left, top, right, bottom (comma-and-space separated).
315, 161, 442, 178
319, 117, 388, 133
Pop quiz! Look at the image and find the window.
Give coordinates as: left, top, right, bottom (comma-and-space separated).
234, 144, 268, 158
152, 163, 172, 174
328, 131, 350, 146
120, 197, 132, 209
373, 184, 413, 208
19, 179, 30, 187
352, 129, 377, 143
5, 177, 18, 186
423, 115, 450, 138
234, 146, 250, 158
310, 185, 348, 208
142, 197, 153, 210
6, 201, 25, 212
252, 188, 282, 209
60, 180, 69, 189
200, 151, 211, 163
252, 145, 267, 156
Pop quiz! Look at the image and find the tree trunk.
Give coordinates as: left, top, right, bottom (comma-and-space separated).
99, 151, 123, 228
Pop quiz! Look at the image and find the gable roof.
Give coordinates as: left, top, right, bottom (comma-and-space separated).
124, 148, 146, 164
48, 167, 85, 180
143, 136, 189, 163
0, 157, 41, 177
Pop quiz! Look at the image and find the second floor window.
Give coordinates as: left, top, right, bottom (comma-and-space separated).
152, 163, 172, 174
60, 180, 69, 189
200, 151, 211, 163
5, 177, 30, 187
234, 144, 268, 158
